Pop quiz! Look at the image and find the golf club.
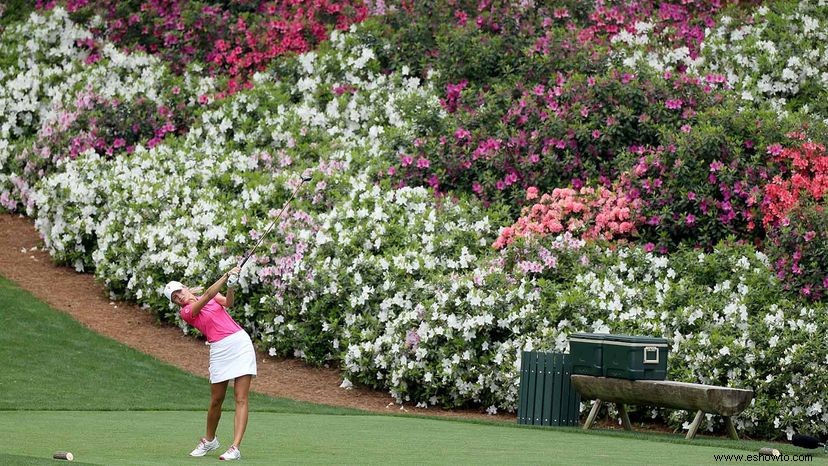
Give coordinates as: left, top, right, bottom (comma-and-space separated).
227, 174, 312, 287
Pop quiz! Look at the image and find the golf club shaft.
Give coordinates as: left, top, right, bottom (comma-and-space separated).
237, 177, 309, 270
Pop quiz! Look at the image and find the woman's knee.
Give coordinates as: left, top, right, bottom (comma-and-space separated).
210, 394, 225, 408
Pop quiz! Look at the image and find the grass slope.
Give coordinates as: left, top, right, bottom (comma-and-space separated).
0, 276, 356, 414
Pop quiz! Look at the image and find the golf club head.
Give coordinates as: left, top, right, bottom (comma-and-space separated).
301, 174, 312, 182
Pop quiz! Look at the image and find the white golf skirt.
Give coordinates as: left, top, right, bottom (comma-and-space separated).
208, 330, 257, 384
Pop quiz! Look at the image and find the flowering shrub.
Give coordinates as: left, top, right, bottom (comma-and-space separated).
0, 7, 92, 141
39, 0, 369, 87
615, 101, 806, 252
393, 69, 728, 211
492, 184, 640, 249
265, 177, 506, 364
0, 8, 212, 213
700, 1, 828, 120
762, 136, 828, 299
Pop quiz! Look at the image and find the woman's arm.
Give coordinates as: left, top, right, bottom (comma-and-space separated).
224, 287, 234, 308
189, 266, 240, 317
214, 290, 234, 308
189, 272, 230, 318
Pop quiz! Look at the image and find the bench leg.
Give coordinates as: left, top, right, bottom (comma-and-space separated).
584, 399, 602, 430
724, 416, 739, 440
686, 410, 705, 440
617, 403, 632, 431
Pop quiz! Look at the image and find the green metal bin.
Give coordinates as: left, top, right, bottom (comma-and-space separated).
568, 333, 610, 376
517, 351, 581, 426
602, 334, 669, 380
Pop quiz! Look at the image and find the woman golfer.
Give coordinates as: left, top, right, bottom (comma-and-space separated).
164, 266, 255, 461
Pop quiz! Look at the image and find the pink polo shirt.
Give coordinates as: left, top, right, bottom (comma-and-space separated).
180, 297, 242, 343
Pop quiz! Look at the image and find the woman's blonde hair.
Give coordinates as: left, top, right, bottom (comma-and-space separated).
188, 286, 204, 295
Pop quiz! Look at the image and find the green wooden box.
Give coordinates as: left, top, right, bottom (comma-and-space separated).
517, 351, 581, 427
568, 333, 610, 377
602, 334, 669, 380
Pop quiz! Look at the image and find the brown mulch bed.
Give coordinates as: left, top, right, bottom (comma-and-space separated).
0, 213, 513, 422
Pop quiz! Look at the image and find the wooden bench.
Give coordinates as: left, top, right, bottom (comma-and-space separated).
570, 375, 753, 440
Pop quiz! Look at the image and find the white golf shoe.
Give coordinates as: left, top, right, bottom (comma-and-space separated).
219, 445, 241, 461
189, 437, 220, 457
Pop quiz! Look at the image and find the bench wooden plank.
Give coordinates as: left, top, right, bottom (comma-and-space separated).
570, 375, 753, 416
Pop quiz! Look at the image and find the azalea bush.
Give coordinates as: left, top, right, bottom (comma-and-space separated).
492, 184, 640, 249
38, 0, 369, 87
263, 177, 507, 364
0, 8, 214, 213
762, 136, 828, 299
393, 68, 729, 211
615, 102, 800, 251
700, 1, 828, 120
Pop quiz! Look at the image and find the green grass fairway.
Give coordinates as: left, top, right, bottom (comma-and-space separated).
0, 410, 803, 466
1, 275, 825, 465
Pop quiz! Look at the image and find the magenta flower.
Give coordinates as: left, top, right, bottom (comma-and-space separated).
767, 144, 784, 156
416, 158, 430, 169
665, 99, 683, 109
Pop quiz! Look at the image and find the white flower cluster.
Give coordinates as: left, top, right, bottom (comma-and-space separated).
0, 8, 90, 140
610, 21, 706, 73
613, 1, 828, 121
0, 7, 216, 213
30, 24, 449, 335
699, 1, 828, 120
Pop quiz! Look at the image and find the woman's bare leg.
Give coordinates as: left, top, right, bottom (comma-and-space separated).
231, 375, 252, 447
207, 381, 229, 440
